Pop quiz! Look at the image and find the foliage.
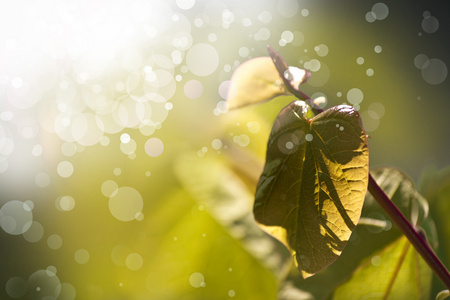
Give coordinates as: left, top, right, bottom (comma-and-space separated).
254, 101, 369, 278
224, 47, 449, 299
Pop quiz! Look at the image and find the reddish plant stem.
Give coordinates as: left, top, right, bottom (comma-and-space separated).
368, 174, 450, 289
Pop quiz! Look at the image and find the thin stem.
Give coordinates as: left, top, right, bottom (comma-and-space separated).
368, 174, 450, 289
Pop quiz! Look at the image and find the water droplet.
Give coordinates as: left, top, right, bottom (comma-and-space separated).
184, 79, 203, 99
27, 269, 61, 299
109, 186, 143, 222
23, 221, 44, 243
371, 3, 389, 20
277, 0, 299, 18
281, 30, 294, 43
347, 88, 364, 104
365, 11, 376, 23
0, 200, 33, 235
371, 255, 382, 266
5, 277, 27, 298
414, 54, 429, 69
189, 272, 205, 288
126, 253, 143, 271
186, 43, 219, 76
176, 0, 195, 10
421, 58, 447, 85
422, 15, 439, 33
47, 234, 62, 250
314, 44, 329, 57
56, 195, 75, 212
57, 161, 74, 178
211, 139, 222, 150
145, 138, 164, 157
74, 249, 90, 264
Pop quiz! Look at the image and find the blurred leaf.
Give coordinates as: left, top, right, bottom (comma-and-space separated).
254, 101, 369, 278
227, 56, 288, 109
418, 165, 450, 294
436, 290, 450, 300
366, 168, 430, 230
145, 190, 280, 300
333, 236, 432, 300
174, 153, 291, 278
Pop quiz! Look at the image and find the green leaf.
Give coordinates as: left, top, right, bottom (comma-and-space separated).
366, 168, 430, 230
174, 153, 291, 277
145, 190, 280, 300
436, 290, 450, 300
254, 101, 369, 278
226, 56, 288, 109
332, 236, 432, 300
285, 167, 435, 299
418, 165, 450, 294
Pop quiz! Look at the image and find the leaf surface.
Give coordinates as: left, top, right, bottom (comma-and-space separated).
254, 101, 369, 277
332, 236, 432, 300
226, 57, 288, 109
285, 167, 436, 299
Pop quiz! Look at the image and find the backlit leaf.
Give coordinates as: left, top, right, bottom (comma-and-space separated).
435, 290, 450, 300
332, 236, 432, 300
254, 101, 369, 278
285, 167, 436, 299
227, 57, 288, 109
266, 45, 310, 94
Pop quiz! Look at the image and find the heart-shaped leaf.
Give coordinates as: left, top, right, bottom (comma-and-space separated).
254, 101, 369, 278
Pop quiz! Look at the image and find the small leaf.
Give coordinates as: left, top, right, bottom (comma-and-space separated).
254, 101, 369, 278
436, 290, 450, 300
267, 45, 310, 94
332, 236, 433, 300
227, 57, 288, 109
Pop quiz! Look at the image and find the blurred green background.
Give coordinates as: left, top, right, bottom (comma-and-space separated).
0, 0, 449, 299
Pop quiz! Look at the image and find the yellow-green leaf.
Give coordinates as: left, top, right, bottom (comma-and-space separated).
436, 290, 450, 300
254, 101, 369, 278
174, 153, 291, 277
333, 236, 432, 300
226, 57, 288, 109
